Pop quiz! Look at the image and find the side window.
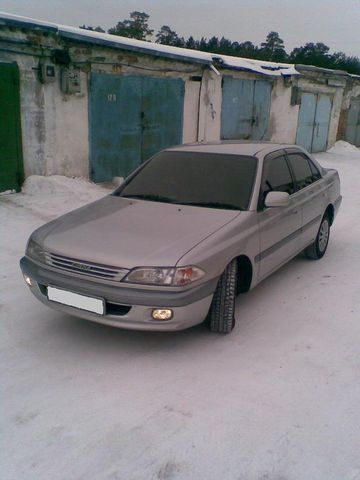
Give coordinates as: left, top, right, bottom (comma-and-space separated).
259, 155, 295, 208
287, 153, 316, 190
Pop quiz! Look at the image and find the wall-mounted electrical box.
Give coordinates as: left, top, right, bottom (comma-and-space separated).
60, 68, 81, 94
39, 63, 56, 83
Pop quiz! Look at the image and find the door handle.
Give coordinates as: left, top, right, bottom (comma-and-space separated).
291, 209, 298, 215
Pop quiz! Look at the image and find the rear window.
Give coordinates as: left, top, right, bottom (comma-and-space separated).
114, 151, 258, 211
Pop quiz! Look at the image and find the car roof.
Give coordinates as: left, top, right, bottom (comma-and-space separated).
166, 141, 299, 157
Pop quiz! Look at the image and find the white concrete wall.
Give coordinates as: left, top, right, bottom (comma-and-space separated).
197, 69, 222, 142
19, 56, 47, 178
44, 71, 89, 177
183, 79, 200, 143
268, 78, 299, 144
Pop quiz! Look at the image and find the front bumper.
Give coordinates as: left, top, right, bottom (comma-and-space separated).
20, 257, 217, 331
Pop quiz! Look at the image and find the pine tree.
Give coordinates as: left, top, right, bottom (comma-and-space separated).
260, 31, 287, 61
156, 26, 184, 46
108, 11, 153, 41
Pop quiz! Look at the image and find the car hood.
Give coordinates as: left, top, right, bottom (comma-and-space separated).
33, 195, 240, 269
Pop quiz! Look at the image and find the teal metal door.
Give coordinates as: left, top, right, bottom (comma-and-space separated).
221, 78, 271, 140
312, 94, 332, 152
296, 93, 317, 152
345, 97, 360, 147
90, 74, 142, 182
296, 92, 332, 153
90, 74, 184, 183
0, 63, 23, 192
141, 77, 184, 161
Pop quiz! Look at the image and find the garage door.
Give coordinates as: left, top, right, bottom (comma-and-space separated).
0, 63, 23, 192
221, 77, 272, 140
89, 74, 184, 183
345, 97, 360, 147
296, 93, 332, 153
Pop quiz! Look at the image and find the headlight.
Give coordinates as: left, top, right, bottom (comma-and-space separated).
26, 239, 45, 262
123, 266, 205, 286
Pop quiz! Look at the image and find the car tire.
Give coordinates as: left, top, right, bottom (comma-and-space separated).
209, 259, 238, 334
304, 214, 330, 260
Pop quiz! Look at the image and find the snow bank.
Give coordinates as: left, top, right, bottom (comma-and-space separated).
327, 141, 360, 156
11, 175, 113, 220
2, 149, 360, 480
22, 175, 106, 197
0, 189, 16, 196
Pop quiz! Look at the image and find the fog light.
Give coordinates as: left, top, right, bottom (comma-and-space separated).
152, 309, 173, 321
24, 275, 33, 287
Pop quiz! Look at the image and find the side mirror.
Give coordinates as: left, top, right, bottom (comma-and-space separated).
265, 191, 290, 208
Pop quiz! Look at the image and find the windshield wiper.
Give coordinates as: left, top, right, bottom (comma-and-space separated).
120, 195, 244, 210
180, 201, 244, 211
121, 194, 179, 204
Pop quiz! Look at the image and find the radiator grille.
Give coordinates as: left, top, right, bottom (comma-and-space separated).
44, 252, 129, 282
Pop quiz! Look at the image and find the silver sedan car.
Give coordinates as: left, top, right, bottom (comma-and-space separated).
20, 142, 341, 333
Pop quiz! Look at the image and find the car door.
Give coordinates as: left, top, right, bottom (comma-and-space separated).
285, 150, 327, 250
257, 152, 301, 280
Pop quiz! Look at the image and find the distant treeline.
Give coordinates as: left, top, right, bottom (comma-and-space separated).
80, 11, 360, 75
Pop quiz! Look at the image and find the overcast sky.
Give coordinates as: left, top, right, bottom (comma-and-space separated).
0, 0, 359, 56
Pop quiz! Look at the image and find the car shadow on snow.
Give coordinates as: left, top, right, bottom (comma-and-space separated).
40, 307, 213, 357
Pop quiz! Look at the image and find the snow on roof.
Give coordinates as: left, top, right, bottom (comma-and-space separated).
212, 54, 298, 76
0, 12, 298, 76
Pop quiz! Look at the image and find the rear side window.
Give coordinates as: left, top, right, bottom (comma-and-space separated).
308, 158, 322, 181
287, 153, 320, 190
259, 155, 295, 207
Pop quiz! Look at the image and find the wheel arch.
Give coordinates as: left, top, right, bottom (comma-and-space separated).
234, 254, 253, 294
325, 203, 335, 225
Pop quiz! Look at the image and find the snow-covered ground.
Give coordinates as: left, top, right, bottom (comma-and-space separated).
1, 143, 360, 480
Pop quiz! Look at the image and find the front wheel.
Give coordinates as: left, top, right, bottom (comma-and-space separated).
304, 214, 330, 259
208, 259, 238, 334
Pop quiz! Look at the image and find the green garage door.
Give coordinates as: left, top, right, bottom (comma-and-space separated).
0, 63, 23, 192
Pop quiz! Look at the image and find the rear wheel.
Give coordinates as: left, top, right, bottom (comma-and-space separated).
209, 259, 238, 334
304, 214, 330, 259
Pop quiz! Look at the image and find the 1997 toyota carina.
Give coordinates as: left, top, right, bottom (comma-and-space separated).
20, 142, 341, 333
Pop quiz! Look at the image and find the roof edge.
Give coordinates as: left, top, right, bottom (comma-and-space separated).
3, 12, 357, 79
59, 30, 212, 65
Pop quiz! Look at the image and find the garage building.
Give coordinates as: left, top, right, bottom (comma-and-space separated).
0, 13, 357, 192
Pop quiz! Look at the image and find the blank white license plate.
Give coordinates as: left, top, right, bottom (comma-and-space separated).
47, 286, 104, 315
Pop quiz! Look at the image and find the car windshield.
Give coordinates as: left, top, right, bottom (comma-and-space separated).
113, 151, 258, 211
